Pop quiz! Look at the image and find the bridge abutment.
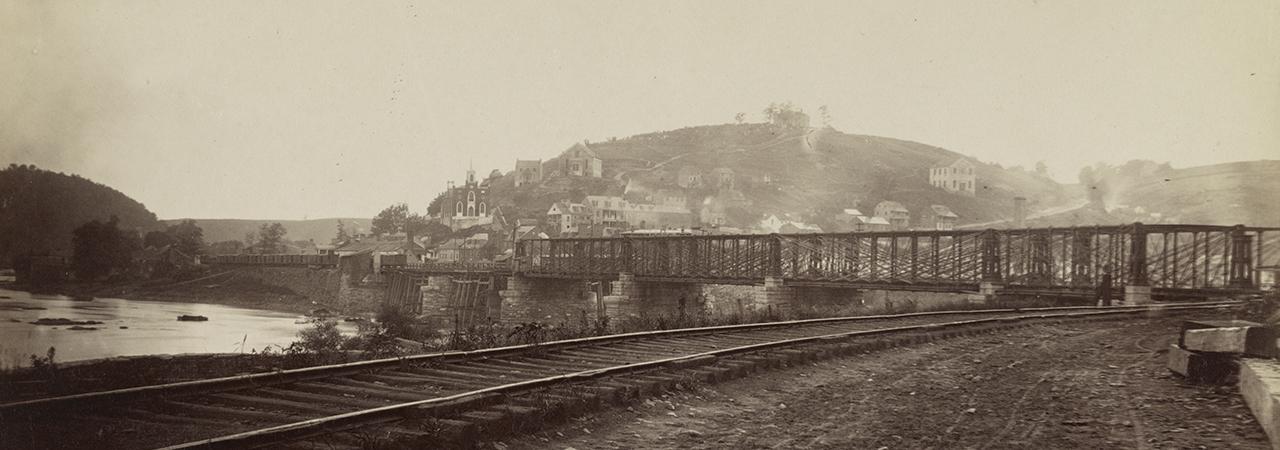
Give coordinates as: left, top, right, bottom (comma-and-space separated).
752, 276, 794, 313
601, 273, 705, 321
499, 275, 599, 324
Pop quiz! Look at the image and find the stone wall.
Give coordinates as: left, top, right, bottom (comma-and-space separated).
232, 266, 344, 305
602, 273, 705, 321
500, 276, 598, 325
221, 255, 386, 313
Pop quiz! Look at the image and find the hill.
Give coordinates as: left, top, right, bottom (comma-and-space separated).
1114, 160, 1280, 226
164, 218, 374, 245
0, 164, 161, 267
489, 123, 1073, 228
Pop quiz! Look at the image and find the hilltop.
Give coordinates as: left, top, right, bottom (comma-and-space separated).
0, 164, 161, 267
163, 218, 374, 245
488, 123, 1073, 229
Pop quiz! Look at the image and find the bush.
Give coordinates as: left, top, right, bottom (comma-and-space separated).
291, 320, 349, 364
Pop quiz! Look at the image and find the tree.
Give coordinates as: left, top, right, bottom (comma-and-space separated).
734, 112, 746, 124
144, 230, 176, 249
404, 213, 430, 240
426, 192, 448, 217
818, 105, 831, 126
208, 240, 244, 255
371, 203, 410, 236
332, 220, 351, 245
256, 223, 287, 254
763, 102, 810, 129
71, 216, 140, 281
1035, 161, 1048, 177
166, 219, 205, 255
242, 232, 258, 254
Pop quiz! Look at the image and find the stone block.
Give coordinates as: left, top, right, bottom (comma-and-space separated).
1167, 344, 1237, 384
1239, 358, 1280, 449
1183, 326, 1277, 357
1124, 285, 1152, 305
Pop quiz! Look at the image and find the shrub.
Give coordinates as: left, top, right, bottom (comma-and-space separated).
292, 320, 349, 364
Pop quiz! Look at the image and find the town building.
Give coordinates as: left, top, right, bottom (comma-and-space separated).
710, 167, 735, 189
758, 214, 787, 233
546, 201, 594, 236
435, 233, 496, 264
442, 167, 493, 231
676, 166, 703, 188
778, 222, 823, 234
335, 236, 426, 273
585, 194, 694, 232
874, 201, 911, 230
513, 160, 542, 187
930, 158, 977, 196
557, 142, 603, 178
831, 208, 890, 232
918, 204, 959, 230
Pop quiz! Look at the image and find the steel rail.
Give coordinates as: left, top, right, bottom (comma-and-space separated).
159, 302, 1242, 449
0, 300, 1242, 419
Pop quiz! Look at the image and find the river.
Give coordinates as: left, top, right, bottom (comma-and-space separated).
0, 288, 357, 368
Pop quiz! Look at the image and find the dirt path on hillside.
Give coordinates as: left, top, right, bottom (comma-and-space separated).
503, 317, 1269, 449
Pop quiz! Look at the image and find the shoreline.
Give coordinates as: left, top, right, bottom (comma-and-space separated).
0, 279, 352, 317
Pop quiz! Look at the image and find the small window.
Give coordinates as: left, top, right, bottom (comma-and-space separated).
455, 202, 463, 216
479, 203, 487, 216
467, 191, 476, 202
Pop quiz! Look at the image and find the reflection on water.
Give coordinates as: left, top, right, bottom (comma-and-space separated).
0, 288, 356, 368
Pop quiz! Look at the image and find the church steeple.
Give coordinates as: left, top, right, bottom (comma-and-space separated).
466, 159, 476, 184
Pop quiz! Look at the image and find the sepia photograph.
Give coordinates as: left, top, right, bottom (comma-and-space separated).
2, 1, 1278, 448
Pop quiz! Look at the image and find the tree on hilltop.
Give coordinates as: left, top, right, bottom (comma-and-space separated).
763, 102, 810, 129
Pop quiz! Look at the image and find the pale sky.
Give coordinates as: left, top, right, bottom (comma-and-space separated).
2, 0, 1277, 219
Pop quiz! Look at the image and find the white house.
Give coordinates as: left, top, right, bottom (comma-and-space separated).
930, 158, 977, 196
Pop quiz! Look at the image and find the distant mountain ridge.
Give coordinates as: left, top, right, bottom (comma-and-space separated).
163, 218, 374, 245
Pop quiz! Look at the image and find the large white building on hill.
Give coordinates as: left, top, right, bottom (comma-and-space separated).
930, 158, 977, 196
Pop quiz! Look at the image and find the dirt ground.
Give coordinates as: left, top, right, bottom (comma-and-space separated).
503, 315, 1270, 449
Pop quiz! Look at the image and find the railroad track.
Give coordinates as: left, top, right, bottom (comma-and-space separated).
1, 301, 1246, 449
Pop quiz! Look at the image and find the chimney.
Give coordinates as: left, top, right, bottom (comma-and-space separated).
1013, 196, 1027, 228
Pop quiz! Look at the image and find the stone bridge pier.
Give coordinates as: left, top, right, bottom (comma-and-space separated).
485, 273, 988, 324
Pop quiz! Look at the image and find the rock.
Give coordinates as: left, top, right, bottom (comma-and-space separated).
679, 429, 704, 438
964, 408, 977, 414
177, 315, 209, 322
30, 318, 103, 326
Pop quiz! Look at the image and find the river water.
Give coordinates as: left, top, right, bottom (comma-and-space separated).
0, 288, 357, 368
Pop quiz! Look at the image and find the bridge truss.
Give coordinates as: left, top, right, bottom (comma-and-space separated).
515, 224, 1278, 298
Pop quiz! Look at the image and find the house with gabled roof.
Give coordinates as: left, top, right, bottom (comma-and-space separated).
919, 204, 960, 230
930, 158, 977, 196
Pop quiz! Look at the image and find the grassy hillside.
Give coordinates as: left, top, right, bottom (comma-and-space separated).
1114, 160, 1280, 226
499, 123, 1072, 228
0, 164, 161, 266
165, 218, 373, 244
